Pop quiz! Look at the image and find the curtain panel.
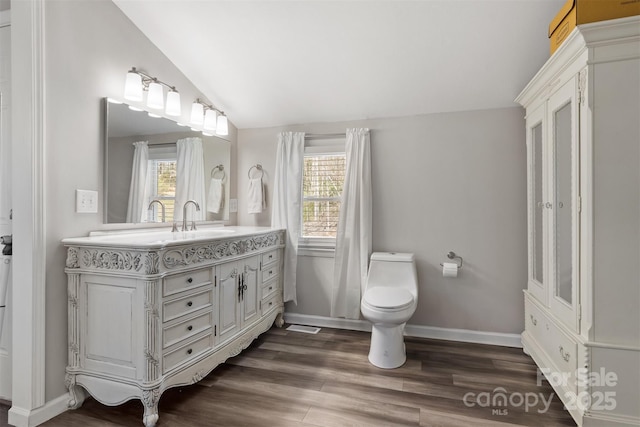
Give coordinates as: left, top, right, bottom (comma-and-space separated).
271, 131, 305, 304
331, 128, 372, 319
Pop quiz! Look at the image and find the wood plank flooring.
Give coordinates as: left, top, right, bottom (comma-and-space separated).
3, 326, 576, 426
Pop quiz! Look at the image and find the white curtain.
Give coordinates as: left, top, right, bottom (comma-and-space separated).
175, 137, 206, 221
331, 128, 372, 319
271, 131, 305, 304
126, 141, 150, 223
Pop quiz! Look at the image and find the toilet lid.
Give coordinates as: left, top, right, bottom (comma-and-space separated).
364, 287, 413, 309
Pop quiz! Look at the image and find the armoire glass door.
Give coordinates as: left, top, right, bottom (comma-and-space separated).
526, 105, 547, 304
548, 78, 579, 331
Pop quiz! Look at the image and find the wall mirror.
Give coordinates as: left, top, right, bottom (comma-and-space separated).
104, 98, 230, 224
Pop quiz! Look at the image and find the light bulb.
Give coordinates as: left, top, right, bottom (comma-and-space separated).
165, 90, 181, 116
124, 71, 143, 102
146, 81, 164, 110
190, 101, 204, 125
203, 109, 217, 131
216, 114, 228, 136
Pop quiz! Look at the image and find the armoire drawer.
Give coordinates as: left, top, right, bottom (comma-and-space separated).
524, 294, 578, 395
525, 294, 548, 350
546, 318, 578, 381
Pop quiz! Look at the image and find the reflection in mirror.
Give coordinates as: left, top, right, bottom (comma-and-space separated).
104, 98, 230, 224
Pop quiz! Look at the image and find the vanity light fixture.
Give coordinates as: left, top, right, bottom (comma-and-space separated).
203, 109, 217, 131
190, 100, 204, 125
123, 67, 182, 117
190, 98, 229, 136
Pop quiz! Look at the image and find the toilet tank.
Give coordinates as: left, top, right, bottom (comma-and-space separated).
367, 252, 417, 296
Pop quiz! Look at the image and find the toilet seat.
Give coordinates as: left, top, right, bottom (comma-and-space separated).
363, 287, 413, 310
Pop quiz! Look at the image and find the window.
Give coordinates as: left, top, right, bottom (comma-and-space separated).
146, 145, 177, 222
300, 138, 346, 249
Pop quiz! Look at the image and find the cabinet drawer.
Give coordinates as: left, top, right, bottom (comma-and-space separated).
261, 279, 279, 301
164, 268, 212, 297
262, 263, 279, 284
546, 318, 578, 386
163, 311, 213, 349
525, 295, 578, 395
261, 292, 281, 316
163, 289, 213, 322
261, 249, 279, 268
162, 333, 213, 374
525, 295, 548, 350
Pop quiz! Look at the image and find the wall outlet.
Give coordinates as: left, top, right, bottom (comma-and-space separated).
76, 189, 98, 213
229, 198, 238, 213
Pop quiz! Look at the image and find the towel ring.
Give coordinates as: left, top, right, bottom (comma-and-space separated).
248, 164, 264, 179
211, 165, 226, 181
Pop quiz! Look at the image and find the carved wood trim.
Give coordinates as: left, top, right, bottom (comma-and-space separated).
80, 248, 145, 271
162, 232, 283, 269
144, 280, 160, 382
67, 274, 81, 368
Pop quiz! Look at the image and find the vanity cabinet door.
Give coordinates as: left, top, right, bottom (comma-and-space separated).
217, 262, 240, 344
80, 274, 145, 380
216, 255, 261, 344
240, 256, 260, 327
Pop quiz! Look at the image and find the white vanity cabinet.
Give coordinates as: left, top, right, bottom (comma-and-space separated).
63, 228, 285, 427
516, 17, 640, 427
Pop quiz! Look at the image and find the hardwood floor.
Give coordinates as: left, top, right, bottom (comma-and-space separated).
4, 326, 576, 426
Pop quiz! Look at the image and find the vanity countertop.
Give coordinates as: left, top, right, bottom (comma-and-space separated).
62, 226, 284, 249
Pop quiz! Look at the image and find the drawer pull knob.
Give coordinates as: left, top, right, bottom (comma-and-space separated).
187, 277, 193, 283
187, 301, 193, 307
269, 286, 273, 291
269, 270, 273, 275
530, 314, 537, 326
269, 302, 273, 306
187, 349, 193, 355
559, 346, 570, 362
269, 255, 273, 259
187, 325, 193, 331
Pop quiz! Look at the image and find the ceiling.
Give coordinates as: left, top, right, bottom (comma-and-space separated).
113, 0, 564, 130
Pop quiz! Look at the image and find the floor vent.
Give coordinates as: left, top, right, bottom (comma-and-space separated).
286, 324, 321, 334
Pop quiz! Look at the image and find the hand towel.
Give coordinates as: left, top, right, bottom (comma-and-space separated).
248, 178, 267, 214
207, 178, 224, 213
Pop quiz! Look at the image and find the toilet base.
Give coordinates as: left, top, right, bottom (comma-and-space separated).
367, 322, 407, 369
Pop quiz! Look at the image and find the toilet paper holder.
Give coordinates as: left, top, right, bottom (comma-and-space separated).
440, 251, 463, 269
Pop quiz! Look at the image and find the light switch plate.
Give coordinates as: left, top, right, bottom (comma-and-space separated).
229, 198, 238, 213
76, 189, 98, 213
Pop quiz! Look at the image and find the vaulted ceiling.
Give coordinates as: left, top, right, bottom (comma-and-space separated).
113, 0, 564, 129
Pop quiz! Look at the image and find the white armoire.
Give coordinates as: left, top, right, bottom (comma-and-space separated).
516, 16, 639, 427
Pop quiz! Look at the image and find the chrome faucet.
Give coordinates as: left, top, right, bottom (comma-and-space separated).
148, 200, 166, 223
182, 200, 201, 231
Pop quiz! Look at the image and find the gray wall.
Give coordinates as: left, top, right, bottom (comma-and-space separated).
42, 0, 237, 400
37, 0, 527, 404
237, 107, 528, 334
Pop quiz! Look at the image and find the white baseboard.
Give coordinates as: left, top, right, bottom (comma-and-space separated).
8, 393, 68, 427
283, 313, 523, 348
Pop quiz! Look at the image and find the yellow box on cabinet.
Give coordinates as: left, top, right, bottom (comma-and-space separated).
549, 0, 640, 54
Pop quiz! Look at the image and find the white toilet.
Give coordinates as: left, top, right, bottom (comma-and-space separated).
361, 252, 418, 369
